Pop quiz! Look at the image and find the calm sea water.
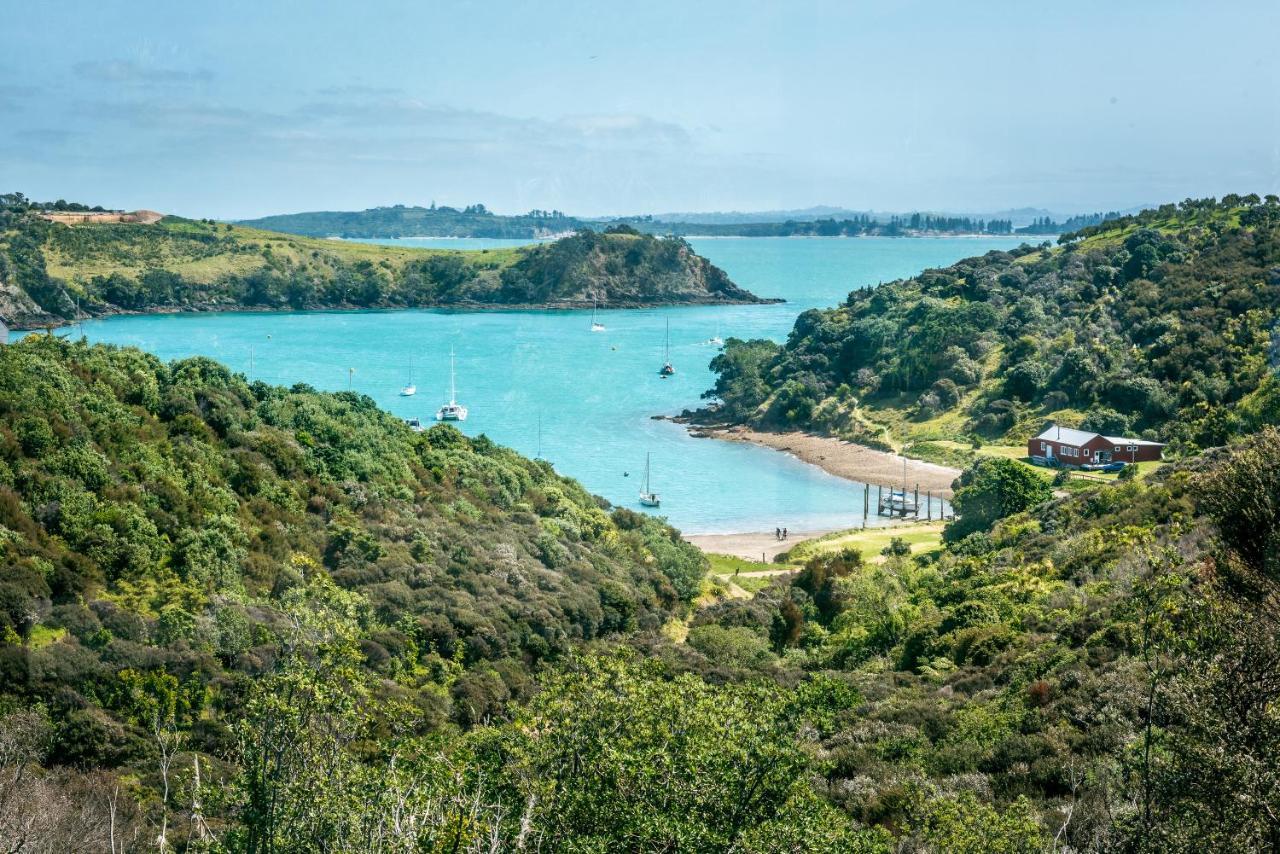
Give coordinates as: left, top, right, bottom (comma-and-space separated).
62, 237, 1022, 534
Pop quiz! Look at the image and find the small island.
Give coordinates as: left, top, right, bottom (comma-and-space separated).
0, 195, 772, 329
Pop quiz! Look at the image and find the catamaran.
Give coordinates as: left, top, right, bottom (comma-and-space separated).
435, 348, 468, 421
590, 303, 606, 332
658, 318, 675, 377
639, 453, 660, 507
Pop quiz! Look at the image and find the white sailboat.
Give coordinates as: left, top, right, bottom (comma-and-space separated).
658, 318, 675, 377
435, 348, 468, 421
639, 453, 660, 507
400, 359, 416, 396
590, 303, 606, 332
878, 456, 919, 517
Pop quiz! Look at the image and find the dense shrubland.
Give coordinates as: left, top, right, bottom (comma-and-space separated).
685, 427, 1280, 851
0, 342, 1277, 849
0, 337, 714, 845
0, 193, 759, 328
705, 195, 1280, 453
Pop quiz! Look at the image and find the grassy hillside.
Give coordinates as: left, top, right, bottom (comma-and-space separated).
704, 194, 1280, 460
0, 195, 763, 328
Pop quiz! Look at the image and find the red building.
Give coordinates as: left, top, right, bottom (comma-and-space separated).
1028, 425, 1164, 466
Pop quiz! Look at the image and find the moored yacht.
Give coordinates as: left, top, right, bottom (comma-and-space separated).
639, 453, 660, 507
435, 348, 468, 421
658, 317, 675, 377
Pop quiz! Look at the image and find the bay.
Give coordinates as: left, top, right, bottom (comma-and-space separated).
63, 236, 1024, 534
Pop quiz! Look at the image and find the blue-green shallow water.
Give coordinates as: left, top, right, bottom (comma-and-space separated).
59, 237, 1023, 534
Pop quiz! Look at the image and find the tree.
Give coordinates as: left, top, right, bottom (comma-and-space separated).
491, 652, 881, 852
1198, 427, 1280, 586
945, 457, 1053, 541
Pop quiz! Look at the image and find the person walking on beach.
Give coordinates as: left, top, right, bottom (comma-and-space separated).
783, 527, 788, 540
775, 527, 781, 540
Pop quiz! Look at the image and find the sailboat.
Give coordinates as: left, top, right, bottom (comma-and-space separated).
658, 318, 675, 377
590, 303, 606, 333
399, 359, 416, 396
878, 456, 919, 517
435, 348, 468, 421
639, 453, 660, 507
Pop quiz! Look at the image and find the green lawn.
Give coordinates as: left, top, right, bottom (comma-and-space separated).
783, 522, 945, 564
706, 553, 798, 596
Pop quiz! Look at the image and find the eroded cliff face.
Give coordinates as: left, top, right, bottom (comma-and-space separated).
0, 268, 57, 329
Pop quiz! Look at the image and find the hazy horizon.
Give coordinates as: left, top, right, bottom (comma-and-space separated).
2, 0, 1277, 220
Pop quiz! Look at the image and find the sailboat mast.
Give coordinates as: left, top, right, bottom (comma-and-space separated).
664, 318, 670, 361
449, 348, 456, 405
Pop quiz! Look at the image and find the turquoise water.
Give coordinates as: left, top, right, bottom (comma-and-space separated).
63, 237, 1023, 534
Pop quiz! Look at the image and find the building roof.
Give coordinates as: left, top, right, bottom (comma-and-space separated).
1033, 425, 1098, 446
1033, 424, 1163, 448
1101, 435, 1165, 447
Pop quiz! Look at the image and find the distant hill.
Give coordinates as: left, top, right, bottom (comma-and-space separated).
610, 214, 1016, 237
702, 193, 1280, 459
238, 201, 1149, 239
0, 194, 766, 328
237, 203, 588, 238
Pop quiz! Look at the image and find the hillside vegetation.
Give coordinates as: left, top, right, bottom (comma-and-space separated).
0, 195, 763, 328
705, 195, 1280, 458
2, 337, 1277, 850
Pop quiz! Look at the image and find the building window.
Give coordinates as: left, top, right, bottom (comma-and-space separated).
1114, 446, 1122, 452
1083, 449, 1091, 457
1040, 442, 1047, 452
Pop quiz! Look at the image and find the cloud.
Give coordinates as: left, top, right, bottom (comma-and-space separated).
74, 59, 214, 85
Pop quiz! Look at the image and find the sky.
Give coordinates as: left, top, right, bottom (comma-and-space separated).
2, 0, 1278, 219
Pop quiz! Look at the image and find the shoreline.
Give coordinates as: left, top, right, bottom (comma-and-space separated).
690, 424, 961, 497
685, 516, 943, 561
8, 294, 784, 332
685, 529, 836, 562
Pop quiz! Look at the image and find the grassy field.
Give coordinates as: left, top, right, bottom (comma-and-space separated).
41, 217, 520, 288
782, 522, 945, 564
705, 553, 798, 595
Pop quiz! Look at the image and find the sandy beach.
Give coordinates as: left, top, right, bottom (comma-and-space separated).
699, 425, 961, 497
684, 529, 837, 562
682, 427, 962, 558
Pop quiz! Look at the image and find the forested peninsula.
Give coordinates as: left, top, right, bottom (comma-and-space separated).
0, 195, 766, 329
704, 195, 1280, 463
